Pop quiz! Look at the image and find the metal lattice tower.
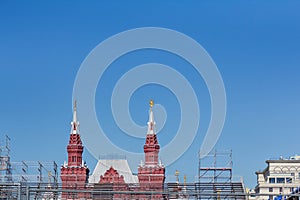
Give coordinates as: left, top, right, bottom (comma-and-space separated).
0, 135, 12, 182
197, 149, 246, 200
198, 149, 233, 184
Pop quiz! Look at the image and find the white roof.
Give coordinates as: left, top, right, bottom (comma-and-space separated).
89, 159, 138, 184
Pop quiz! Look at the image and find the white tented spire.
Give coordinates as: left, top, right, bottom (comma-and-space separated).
71, 100, 79, 134
73, 100, 77, 123
147, 100, 156, 135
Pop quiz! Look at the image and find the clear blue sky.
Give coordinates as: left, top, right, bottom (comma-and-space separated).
0, 1, 300, 188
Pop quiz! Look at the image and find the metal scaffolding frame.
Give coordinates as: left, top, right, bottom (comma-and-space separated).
0, 135, 59, 199
198, 149, 233, 184
0, 161, 59, 199
2, 182, 299, 200
0, 135, 12, 183
197, 149, 245, 200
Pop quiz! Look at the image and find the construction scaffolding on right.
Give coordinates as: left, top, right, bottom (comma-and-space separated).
198, 149, 246, 200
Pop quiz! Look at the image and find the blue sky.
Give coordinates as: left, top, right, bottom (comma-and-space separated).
0, 1, 300, 188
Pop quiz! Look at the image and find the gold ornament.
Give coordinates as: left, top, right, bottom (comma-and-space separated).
149, 100, 154, 108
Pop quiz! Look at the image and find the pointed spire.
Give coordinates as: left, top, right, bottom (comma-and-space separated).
147, 100, 156, 135
73, 100, 77, 123
71, 100, 79, 134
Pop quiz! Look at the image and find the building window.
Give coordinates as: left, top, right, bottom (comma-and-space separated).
269, 178, 275, 183
286, 177, 292, 183
291, 172, 295, 176
269, 195, 273, 200
269, 188, 273, 192
277, 178, 285, 183
255, 188, 260, 193
279, 187, 283, 193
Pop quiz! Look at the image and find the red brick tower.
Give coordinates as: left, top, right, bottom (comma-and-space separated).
138, 100, 165, 199
60, 101, 89, 199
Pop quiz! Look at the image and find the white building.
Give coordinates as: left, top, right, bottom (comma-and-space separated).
253, 155, 300, 200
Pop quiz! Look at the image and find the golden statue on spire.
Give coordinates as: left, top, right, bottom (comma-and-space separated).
149, 99, 154, 108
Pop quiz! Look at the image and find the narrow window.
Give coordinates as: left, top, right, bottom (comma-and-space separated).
269, 178, 275, 183
269, 195, 273, 200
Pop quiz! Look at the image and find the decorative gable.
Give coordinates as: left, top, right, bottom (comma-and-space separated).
99, 166, 125, 184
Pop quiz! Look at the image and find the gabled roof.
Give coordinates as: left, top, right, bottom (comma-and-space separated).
89, 159, 138, 184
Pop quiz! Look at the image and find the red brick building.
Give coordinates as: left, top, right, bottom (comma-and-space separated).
60, 101, 90, 199
138, 100, 165, 199
61, 100, 165, 199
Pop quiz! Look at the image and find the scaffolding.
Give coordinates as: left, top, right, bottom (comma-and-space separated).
0, 161, 59, 199
10, 161, 58, 184
0, 135, 12, 183
0, 135, 59, 199
2, 182, 300, 200
197, 149, 245, 200
198, 149, 233, 184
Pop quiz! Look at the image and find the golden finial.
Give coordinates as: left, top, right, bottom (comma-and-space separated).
149, 99, 154, 108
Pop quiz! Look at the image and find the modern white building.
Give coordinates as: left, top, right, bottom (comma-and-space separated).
253, 155, 300, 200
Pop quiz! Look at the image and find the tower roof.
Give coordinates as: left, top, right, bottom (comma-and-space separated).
63, 100, 86, 169
71, 100, 79, 134
147, 100, 156, 135
144, 100, 159, 148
